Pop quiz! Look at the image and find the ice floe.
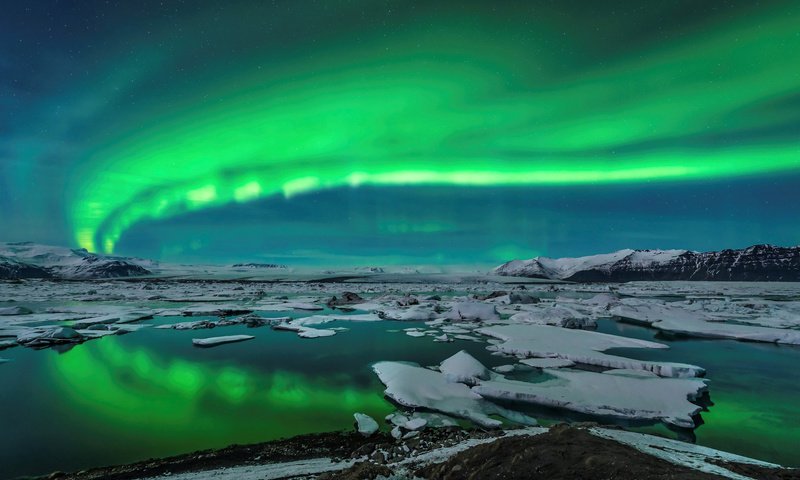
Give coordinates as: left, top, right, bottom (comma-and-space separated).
372, 360, 537, 428
445, 302, 500, 322
192, 335, 255, 347
272, 322, 337, 338
17, 326, 85, 348
478, 324, 705, 378
439, 350, 491, 385
508, 305, 596, 329
474, 368, 707, 429
353, 412, 379, 436
611, 301, 800, 345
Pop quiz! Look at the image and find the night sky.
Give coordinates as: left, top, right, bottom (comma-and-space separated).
1, 1, 799, 266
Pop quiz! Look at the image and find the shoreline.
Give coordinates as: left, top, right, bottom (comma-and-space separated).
32, 425, 799, 480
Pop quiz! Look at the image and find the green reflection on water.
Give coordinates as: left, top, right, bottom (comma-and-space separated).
598, 319, 800, 467
48, 335, 393, 444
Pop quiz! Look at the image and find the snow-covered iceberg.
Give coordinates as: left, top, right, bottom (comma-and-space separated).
372, 360, 536, 428
477, 324, 705, 378
611, 301, 800, 345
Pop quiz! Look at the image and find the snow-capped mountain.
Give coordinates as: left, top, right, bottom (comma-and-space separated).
0, 242, 151, 280
493, 245, 800, 282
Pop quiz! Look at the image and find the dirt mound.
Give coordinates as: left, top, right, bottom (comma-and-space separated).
417, 425, 722, 480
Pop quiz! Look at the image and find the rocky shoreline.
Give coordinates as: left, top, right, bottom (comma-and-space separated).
35, 425, 799, 480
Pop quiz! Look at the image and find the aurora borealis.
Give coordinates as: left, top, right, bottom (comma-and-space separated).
2, 1, 799, 265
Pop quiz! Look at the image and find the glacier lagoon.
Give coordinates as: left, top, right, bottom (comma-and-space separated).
1, 281, 799, 477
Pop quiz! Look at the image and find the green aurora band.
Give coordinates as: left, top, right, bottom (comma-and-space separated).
69, 6, 800, 253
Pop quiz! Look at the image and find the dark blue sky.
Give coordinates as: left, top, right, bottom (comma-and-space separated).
1, 1, 798, 266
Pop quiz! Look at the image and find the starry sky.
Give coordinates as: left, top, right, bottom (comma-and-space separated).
1, 0, 799, 267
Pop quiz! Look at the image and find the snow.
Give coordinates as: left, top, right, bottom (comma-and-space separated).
405, 417, 428, 430
296, 328, 337, 338
372, 361, 536, 428
272, 322, 337, 338
474, 368, 708, 429
391, 427, 548, 470
386, 411, 459, 431
0, 306, 32, 315
478, 324, 705, 378
289, 313, 380, 326
439, 350, 491, 385
590, 427, 782, 480
519, 357, 575, 369
509, 305, 596, 329
140, 457, 356, 480
353, 412, 379, 436
378, 305, 439, 321
191, 335, 255, 347
611, 301, 800, 345
17, 327, 84, 347
0, 242, 151, 279
445, 302, 500, 322
494, 249, 687, 279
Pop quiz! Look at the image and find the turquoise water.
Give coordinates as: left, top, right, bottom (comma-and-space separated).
0, 315, 504, 479
1, 313, 798, 478
597, 318, 800, 468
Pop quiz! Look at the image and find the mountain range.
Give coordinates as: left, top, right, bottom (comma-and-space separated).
493, 245, 800, 282
0, 242, 152, 280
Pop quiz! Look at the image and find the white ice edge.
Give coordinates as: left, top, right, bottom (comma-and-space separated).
192, 335, 255, 346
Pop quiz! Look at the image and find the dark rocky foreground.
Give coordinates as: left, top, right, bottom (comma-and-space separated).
33, 426, 799, 480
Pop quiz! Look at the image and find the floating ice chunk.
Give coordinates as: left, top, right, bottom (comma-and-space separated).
519, 357, 575, 369
477, 324, 704, 378
192, 335, 254, 347
454, 334, 482, 342
405, 330, 426, 338
258, 302, 324, 312
297, 328, 336, 338
611, 302, 800, 345
379, 305, 438, 321
509, 305, 596, 329
0, 306, 32, 315
387, 411, 460, 429
372, 361, 536, 428
473, 368, 707, 429
71, 312, 153, 328
418, 412, 459, 428
156, 320, 217, 330
272, 322, 336, 338
353, 413, 379, 436
445, 302, 500, 322
290, 313, 380, 326
17, 327, 84, 348
440, 326, 471, 334
581, 293, 621, 310
405, 418, 427, 431
439, 350, 491, 386
493, 364, 516, 373
433, 334, 452, 342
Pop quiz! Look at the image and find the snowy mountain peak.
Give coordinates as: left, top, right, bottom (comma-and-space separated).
0, 242, 152, 280
494, 246, 800, 282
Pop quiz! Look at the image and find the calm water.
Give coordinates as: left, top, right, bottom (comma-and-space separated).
1, 313, 799, 478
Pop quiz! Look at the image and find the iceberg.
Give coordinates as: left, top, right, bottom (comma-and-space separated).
372, 361, 536, 428
477, 324, 704, 378
191, 335, 255, 347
